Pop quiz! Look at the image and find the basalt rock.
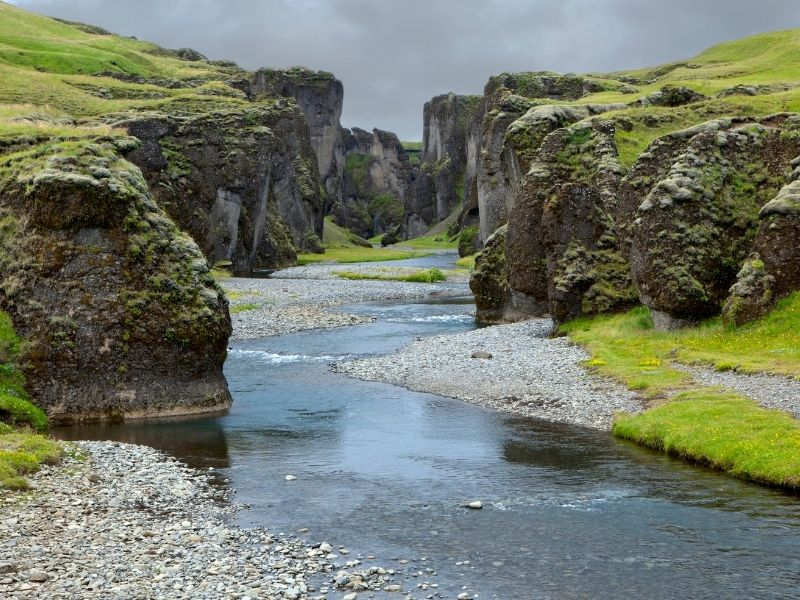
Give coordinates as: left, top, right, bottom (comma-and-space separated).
471, 73, 613, 244
470, 225, 511, 324
504, 120, 635, 324
630, 85, 707, 108
0, 137, 231, 423
410, 93, 482, 236
122, 98, 324, 273
722, 173, 800, 325
334, 127, 413, 239
629, 115, 800, 329
241, 67, 346, 208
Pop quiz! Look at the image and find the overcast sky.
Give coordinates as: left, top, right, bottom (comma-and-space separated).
9, 0, 800, 139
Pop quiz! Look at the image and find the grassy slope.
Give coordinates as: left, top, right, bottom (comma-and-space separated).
0, 311, 61, 489
576, 30, 800, 165
561, 294, 800, 488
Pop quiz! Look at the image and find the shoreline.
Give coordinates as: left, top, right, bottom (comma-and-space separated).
333, 318, 644, 431
0, 442, 426, 599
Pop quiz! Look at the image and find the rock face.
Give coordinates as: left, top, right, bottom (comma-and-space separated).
236, 67, 346, 209
500, 120, 635, 324
408, 93, 481, 237
628, 116, 800, 329
722, 174, 800, 325
470, 225, 510, 324
333, 127, 414, 238
0, 137, 231, 423
473, 73, 612, 244
124, 98, 324, 272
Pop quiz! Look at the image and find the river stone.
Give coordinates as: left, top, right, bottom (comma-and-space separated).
471, 351, 492, 359
285, 474, 297, 481
28, 569, 48, 582
467, 501, 483, 509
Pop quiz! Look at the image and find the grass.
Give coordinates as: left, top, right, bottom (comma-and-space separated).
230, 302, 260, 314
0, 310, 61, 489
614, 390, 800, 489
297, 246, 433, 265
390, 234, 457, 250
455, 254, 477, 269
561, 294, 800, 489
336, 268, 447, 283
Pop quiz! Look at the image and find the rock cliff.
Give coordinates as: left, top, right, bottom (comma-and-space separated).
333, 127, 414, 239
122, 97, 324, 272
236, 67, 346, 209
0, 136, 231, 423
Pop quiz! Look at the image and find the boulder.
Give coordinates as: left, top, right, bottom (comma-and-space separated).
0, 137, 231, 423
629, 116, 800, 328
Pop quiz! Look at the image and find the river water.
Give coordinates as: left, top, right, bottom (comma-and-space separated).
56, 289, 800, 599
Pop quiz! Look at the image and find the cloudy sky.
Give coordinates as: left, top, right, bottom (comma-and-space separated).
9, 0, 800, 139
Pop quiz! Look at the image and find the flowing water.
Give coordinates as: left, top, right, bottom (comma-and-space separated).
56, 292, 800, 599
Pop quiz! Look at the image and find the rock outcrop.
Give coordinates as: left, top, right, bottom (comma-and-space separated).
722, 173, 800, 325
628, 116, 800, 329
235, 67, 346, 209
333, 127, 414, 238
0, 137, 231, 423
408, 93, 481, 237
123, 98, 324, 272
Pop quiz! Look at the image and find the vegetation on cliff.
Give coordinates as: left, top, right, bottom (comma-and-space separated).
0, 311, 61, 489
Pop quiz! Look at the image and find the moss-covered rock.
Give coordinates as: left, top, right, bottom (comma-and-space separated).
629, 116, 800, 328
469, 225, 510, 324
722, 175, 800, 324
0, 137, 231, 423
120, 98, 324, 272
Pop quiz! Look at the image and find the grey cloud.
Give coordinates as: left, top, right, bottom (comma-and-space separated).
10, 0, 800, 139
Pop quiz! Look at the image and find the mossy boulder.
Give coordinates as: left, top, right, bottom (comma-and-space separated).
508, 120, 636, 324
629, 116, 800, 329
0, 137, 231, 423
722, 176, 800, 324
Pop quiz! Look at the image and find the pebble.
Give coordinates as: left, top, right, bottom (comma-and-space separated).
285, 474, 297, 481
0, 442, 412, 600
466, 501, 483, 510
471, 351, 492, 359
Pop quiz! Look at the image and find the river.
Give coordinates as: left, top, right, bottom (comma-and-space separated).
56, 273, 800, 599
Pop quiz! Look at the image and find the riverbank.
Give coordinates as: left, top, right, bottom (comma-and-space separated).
0, 441, 412, 599
333, 319, 643, 430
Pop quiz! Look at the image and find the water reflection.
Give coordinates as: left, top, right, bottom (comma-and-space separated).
54, 414, 231, 471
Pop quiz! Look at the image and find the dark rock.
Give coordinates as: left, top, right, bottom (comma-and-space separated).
123, 101, 324, 272
380, 224, 402, 246
174, 47, 208, 62
722, 176, 800, 324
630, 85, 707, 108
470, 225, 514, 324
0, 138, 231, 424
244, 67, 346, 208
629, 116, 800, 328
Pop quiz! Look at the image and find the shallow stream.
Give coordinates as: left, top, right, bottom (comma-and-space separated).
56, 292, 800, 599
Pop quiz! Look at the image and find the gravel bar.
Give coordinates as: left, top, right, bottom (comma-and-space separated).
677, 364, 800, 418
0, 442, 436, 599
333, 319, 643, 430
224, 274, 469, 340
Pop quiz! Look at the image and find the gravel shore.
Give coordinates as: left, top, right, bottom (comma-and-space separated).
333, 319, 643, 430
677, 364, 800, 418
224, 273, 468, 340
0, 442, 433, 599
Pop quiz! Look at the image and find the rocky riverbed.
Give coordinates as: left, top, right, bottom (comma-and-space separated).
0, 442, 440, 599
224, 272, 469, 340
333, 319, 643, 430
